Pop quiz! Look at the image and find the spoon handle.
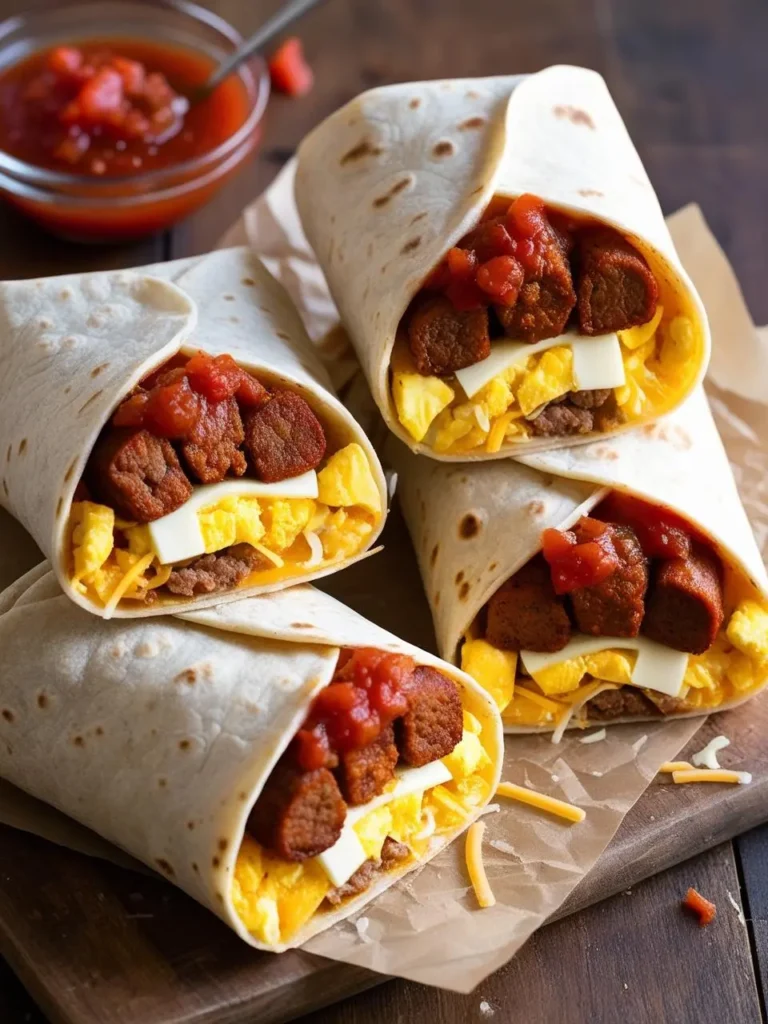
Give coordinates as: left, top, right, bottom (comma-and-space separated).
205, 0, 325, 94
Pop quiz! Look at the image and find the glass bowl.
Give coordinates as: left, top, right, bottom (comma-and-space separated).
0, 0, 269, 241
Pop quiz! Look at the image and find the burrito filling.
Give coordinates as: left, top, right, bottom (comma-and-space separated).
68, 351, 382, 611
232, 647, 495, 944
459, 493, 768, 735
392, 193, 701, 452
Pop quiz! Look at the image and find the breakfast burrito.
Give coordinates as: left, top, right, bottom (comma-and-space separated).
0, 248, 386, 617
392, 389, 768, 737
0, 572, 501, 950
295, 65, 709, 458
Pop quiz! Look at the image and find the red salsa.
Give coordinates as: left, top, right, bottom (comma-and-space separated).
113, 351, 268, 439
0, 40, 250, 176
542, 518, 621, 595
294, 649, 415, 771
593, 492, 694, 559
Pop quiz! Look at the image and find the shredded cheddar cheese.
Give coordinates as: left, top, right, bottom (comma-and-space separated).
514, 687, 562, 714
659, 761, 694, 773
672, 769, 752, 785
465, 820, 495, 909
496, 781, 586, 823
103, 552, 155, 617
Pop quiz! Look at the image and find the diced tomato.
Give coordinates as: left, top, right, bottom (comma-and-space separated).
476, 254, 523, 305
446, 247, 477, 278
682, 888, 716, 927
53, 132, 90, 165
111, 55, 145, 96
506, 193, 548, 238
542, 520, 620, 594
113, 391, 150, 428
47, 46, 83, 77
65, 67, 124, 124
461, 218, 517, 263
268, 37, 314, 98
185, 351, 268, 406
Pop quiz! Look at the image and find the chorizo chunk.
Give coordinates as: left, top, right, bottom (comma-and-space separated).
642, 545, 724, 654
495, 224, 576, 342
325, 838, 410, 906
530, 401, 594, 437
180, 395, 246, 484
87, 427, 192, 523
406, 294, 490, 375
486, 555, 571, 652
396, 666, 463, 767
336, 725, 399, 805
570, 524, 648, 637
577, 228, 659, 335
243, 390, 326, 482
586, 687, 660, 721
247, 760, 346, 861
165, 543, 263, 597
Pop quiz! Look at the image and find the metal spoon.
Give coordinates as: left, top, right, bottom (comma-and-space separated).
192, 0, 325, 102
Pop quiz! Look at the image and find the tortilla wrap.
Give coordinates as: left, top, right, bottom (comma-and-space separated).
0, 569, 502, 951
0, 248, 386, 618
295, 65, 709, 458
391, 388, 768, 732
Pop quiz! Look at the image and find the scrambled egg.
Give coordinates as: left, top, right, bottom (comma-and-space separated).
390, 303, 699, 454
232, 713, 494, 945
465, 598, 768, 729
68, 442, 381, 608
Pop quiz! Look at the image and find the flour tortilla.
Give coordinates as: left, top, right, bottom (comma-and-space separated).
0, 570, 502, 951
295, 64, 709, 458
0, 248, 386, 618
391, 388, 768, 729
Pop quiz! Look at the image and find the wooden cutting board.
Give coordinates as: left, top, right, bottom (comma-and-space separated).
0, 504, 766, 1024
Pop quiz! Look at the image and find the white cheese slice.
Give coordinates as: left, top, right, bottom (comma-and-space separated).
520, 633, 689, 698
315, 759, 453, 887
454, 330, 626, 400
148, 471, 319, 565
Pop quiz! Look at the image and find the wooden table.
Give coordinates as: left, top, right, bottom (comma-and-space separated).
0, 0, 766, 1021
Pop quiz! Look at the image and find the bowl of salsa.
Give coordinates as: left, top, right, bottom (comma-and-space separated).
0, 0, 269, 241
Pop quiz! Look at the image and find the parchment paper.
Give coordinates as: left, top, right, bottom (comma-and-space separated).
0, 173, 765, 991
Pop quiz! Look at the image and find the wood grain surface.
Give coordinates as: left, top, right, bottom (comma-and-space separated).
0, 0, 767, 1022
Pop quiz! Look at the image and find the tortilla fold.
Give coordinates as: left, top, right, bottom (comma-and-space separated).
391, 388, 768, 731
296, 65, 709, 458
0, 248, 386, 617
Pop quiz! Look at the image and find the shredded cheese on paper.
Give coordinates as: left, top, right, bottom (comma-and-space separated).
659, 761, 693, 773
672, 769, 752, 785
692, 735, 730, 770
496, 782, 585, 823
466, 820, 495, 908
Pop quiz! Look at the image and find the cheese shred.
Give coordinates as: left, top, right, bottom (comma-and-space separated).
659, 761, 693, 773
465, 820, 495, 909
496, 781, 586, 823
103, 553, 155, 618
672, 769, 752, 785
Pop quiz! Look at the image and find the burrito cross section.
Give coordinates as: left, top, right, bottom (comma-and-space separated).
233, 648, 495, 945
392, 193, 701, 454
69, 349, 383, 613
460, 492, 768, 734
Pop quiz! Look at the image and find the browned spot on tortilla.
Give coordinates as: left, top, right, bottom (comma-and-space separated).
460, 513, 480, 539
410, 212, 427, 225
212, 856, 221, 868
156, 859, 175, 877
578, 188, 604, 197
434, 592, 441, 607
158, 777, 167, 788
340, 139, 383, 165
459, 581, 470, 600
459, 116, 485, 131
242, 277, 255, 286
373, 177, 412, 208
64, 385, 71, 394
73, 735, 84, 747
554, 105, 595, 129
238, 791, 248, 802
433, 140, 454, 158
466, 90, 480, 99
456, 571, 465, 584
64, 458, 78, 483
90, 362, 109, 378
179, 739, 191, 751
95, 726, 104, 736
18, 439, 27, 455
5, 445, 11, 463
2, 479, 7, 497
216, 892, 224, 903
401, 237, 421, 254
192, 862, 199, 873
218, 838, 229, 852
489, 562, 498, 572
291, 622, 315, 629
229, 316, 240, 324
527, 500, 545, 515
430, 543, 439, 566
55, 497, 64, 518
78, 390, 103, 414
471, 185, 485, 196
224, 294, 235, 301
409, 97, 421, 109
37, 694, 48, 709
1, 710, 14, 723
276, 331, 291, 341
175, 668, 197, 685
187, 821, 195, 830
